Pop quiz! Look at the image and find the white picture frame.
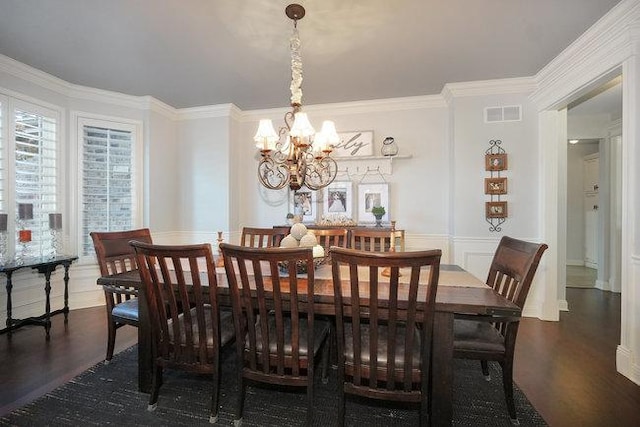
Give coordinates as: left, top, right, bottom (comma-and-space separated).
322, 181, 353, 219
333, 131, 374, 157
289, 187, 318, 223
357, 183, 389, 223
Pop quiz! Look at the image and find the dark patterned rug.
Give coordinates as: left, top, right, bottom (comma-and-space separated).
0, 345, 547, 426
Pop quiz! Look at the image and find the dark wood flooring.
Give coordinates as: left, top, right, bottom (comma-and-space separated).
1, 288, 640, 426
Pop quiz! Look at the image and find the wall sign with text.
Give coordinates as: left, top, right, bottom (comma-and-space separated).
332, 131, 373, 157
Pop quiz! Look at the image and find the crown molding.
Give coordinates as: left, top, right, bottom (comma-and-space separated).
142, 96, 178, 120
242, 95, 446, 122
0, 53, 178, 115
441, 77, 537, 100
176, 103, 242, 121
531, 0, 640, 110
0, 53, 70, 95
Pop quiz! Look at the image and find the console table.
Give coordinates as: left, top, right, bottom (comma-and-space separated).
0, 255, 78, 339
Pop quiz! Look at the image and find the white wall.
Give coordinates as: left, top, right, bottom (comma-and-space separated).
239, 98, 450, 235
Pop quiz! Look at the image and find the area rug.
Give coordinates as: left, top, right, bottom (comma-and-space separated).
0, 345, 547, 426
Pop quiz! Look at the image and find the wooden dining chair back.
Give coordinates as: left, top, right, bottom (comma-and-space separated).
240, 226, 288, 248
311, 227, 349, 259
90, 228, 153, 361
219, 243, 330, 426
330, 247, 442, 426
130, 241, 235, 423
453, 236, 548, 423
350, 228, 401, 252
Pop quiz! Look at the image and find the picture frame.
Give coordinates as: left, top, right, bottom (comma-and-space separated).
357, 183, 389, 223
289, 187, 318, 223
486, 201, 508, 218
485, 153, 508, 171
484, 177, 508, 195
333, 131, 374, 157
323, 181, 353, 219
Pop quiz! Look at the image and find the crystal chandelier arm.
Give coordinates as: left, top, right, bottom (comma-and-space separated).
290, 26, 303, 106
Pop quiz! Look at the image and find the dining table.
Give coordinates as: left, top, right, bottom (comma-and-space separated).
97, 260, 520, 427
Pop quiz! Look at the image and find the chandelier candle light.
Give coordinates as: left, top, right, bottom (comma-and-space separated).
254, 4, 339, 191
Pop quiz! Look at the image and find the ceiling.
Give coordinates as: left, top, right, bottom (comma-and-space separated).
0, 0, 623, 110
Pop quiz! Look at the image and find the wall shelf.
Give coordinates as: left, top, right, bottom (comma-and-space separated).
334, 155, 412, 180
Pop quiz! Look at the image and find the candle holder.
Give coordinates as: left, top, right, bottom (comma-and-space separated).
0, 231, 7, 265
16, 226, 32, 265
49, 213, 63, 258
0, 213, 7, 265
16, 204, 34, 264
215, 231, 225, 268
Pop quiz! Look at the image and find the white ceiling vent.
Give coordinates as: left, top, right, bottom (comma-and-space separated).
484, 105, 522, 123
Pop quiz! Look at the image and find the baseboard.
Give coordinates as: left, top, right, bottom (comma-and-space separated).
566, 259, 585, 266
558, 299, 569, 311
616, 345, 640, 386
595, 279, 610, 291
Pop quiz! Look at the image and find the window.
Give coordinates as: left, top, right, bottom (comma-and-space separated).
14, 108, 58, 257
77, 116, 142, 257
0, 99, 4, 212
0, 97, 61, 259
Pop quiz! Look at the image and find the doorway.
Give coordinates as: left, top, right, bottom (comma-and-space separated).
565, 78, 622, 299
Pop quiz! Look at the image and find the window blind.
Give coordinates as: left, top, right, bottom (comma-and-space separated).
82, 125, 134, 256
0, 103, 4, 212
14, 109, 58, 256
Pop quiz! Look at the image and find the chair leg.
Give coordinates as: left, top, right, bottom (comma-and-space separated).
147, 364, 162, 411
321, 333, 330, 385
234, 375, 245, 427
106, 319, 117, 362
306, 377, 314, 426
209, 356, 221, 424
500, 361, 518, 424
337, 383, 345, 427
480, 360, 490, 381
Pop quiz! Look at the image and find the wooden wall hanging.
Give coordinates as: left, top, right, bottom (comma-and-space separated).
485, 140, 507, 232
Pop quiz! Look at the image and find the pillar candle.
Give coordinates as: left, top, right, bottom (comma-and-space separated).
18, 203, 33, 220
0, 213, 7, 231
19, 229, 32, 243
49, 213, 62, 230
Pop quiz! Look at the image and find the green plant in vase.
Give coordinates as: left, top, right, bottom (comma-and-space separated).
371, 206, 386, 227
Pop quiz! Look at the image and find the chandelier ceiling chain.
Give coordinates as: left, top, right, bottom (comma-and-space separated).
253, 4, 338, 191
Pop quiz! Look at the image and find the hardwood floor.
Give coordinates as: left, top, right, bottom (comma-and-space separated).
514, 288, 640, 427
1, 289, 640, 426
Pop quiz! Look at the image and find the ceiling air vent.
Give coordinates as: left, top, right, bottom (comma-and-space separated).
484, 105, 522, 123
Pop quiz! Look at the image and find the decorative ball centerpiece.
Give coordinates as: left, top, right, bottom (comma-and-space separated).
279, 223, 325, 274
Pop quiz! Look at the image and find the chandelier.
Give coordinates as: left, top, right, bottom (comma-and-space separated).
253, 4, 338, 191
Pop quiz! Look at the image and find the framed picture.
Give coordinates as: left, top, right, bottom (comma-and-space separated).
486, 201, 508, 218
323, 181, 353, 219
289, 188, 317, 223
358, 183, 389, 223
333, 131, 374, 157
484, 177, 508, 195
485, 153, 508, 171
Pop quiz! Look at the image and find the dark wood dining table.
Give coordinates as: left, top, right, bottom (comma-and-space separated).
97, 262, 519, 427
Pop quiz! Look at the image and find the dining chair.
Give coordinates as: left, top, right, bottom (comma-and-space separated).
90, 228, 153, 362
330, 247, 442, 427
240, 226, 288, 248
349, 228, 404, 252
453, 236, 548, 423
219, 243, 330, 426
130, 241, 235, 423
311, 227, 349, 259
